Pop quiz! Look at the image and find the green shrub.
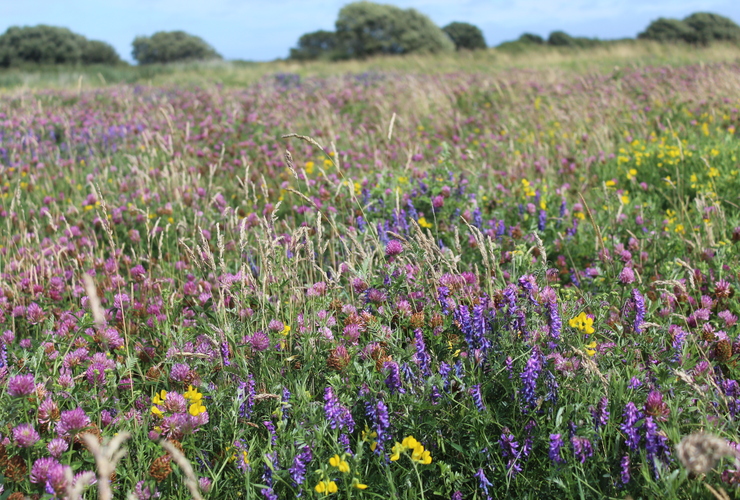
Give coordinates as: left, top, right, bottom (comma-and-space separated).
638, 18, 695, 42
82, 40, 121, 65
683, 12, 740, 44
442, 22, 487, 50
0, 25, 87, 67
519, 33, 545, 44
335, 1, 454, 58
547, 30, 576, 47
131, 31, 221, 65
289, 30, 342, 61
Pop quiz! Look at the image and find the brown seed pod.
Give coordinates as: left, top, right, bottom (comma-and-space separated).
149, 454, 173, 482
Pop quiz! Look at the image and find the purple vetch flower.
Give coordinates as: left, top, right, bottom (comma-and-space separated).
627, 377, 642, 389
281, 387, 291, 421
289, 445, 313, 487
643, 416, 671, 478
499, 428, 520, 469
323, 386, 355, 433
451, 491, 463, 500
570, 435, 593, 463
7, 373, 35, 397
620, 402, 643, 451
538, 209, 547, 231
591, 397, 610, 430
235, 375, 255, 420
220, 341, 231, 367
365, 398, 391, 453
13, 423, 40, 448
541, 287, 561, 339
522, 420, 536, 458
620, 455, 631, 484
263, 421, 277, 446
520, 346, 543, 412
474, 468, 493, 498
412, 329, 432, 377
384, 361, 405, 395
549, 434, 566, 464
632, 289, 646, 333
470, 384, 486, 412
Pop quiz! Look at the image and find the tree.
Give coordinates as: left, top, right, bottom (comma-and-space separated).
335, 1, 454, 58
442, 22, 487, 51
131, 31, 221, 65
0, 25, 86, 66
518, 33, 544, 44
638, 18, 695, 42
82, 40, 121, 65
289, 30, 340, 61
683, 12, 740, 44
547, 31, 575, 47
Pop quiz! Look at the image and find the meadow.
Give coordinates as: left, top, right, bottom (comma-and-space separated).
0, 47, 739, 499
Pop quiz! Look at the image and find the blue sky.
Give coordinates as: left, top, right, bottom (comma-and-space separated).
2, 0, 740, 62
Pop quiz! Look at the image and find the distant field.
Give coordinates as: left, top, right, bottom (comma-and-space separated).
0, 45, 739, 499
1, 40, 740, 89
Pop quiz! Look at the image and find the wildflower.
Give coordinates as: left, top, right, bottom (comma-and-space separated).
620, 455, 631, 484
47, 438, 69, 458
390, 435, 432, 464
250, 331, 270, 351
351, 478, 368, 489
366, 399, 390, 453
644, 416, 671, 478
324, 387, 355, 433
591, 397, 610, 429
632, 289, 646, 334
7, 373, 35, 397
585, 341, 597, 356
549, 434, 566, 464
385, 240, 403, 256
520, 346, 543, 411
329, 454, 350, 473
570, 436, 593, 463
541, 287, 561, 339
620, 402, 643, 451
644, 390, 669, 421
30, 457, 61, 485
569, 312, 595, 334
184, 385, 202, 402
290, 445, 313, 487
384, 361, 405, 395
418, 217, 433, 228
189, 400, 206, 417
13, 423, 40, 448
474, 468, 493, 497
618, 266, 635, 284
470, 384, 486, 412
315, 480, 338, 494
412, 329, 432, 377
56, 407, 91, 438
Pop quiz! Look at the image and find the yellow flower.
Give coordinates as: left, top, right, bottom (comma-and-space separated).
417, 217, 433, 229
184, 385, 202, 402
401, 436, 419, 449
329, 454, 350, 473
152, 390, 167, 405
189, 401, 206, 416
282, 325, 291, 336
390, 442, 404, 461
585, 341, 597, 357
354, 482, 368, 490
305, 161, 314, 174
315, 480, 337, 494
151, 406, 163, 418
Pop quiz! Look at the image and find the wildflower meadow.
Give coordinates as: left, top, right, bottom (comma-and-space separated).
0, 60, 739, 499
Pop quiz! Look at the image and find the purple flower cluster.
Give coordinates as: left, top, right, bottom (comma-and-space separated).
289, 445, 313, 487
620, 402, 643, 451
384, 361, 405, 395
324, 386, 355, 433
549, 434, 566, 464
520, 345, 542, 412
412, 328, 432, 377
570, 436, 593, 463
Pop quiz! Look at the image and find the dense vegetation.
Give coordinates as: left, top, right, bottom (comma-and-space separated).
0, 25, 120, 67
0, 58, 739, 499
131, 31, 222, 65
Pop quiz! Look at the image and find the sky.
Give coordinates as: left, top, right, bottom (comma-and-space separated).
2, 0, 740, 63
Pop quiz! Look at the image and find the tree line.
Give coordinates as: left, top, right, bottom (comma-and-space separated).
0, 3, 739, 67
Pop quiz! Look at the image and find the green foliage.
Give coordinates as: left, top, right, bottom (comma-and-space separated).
639, 12, 740, 45
519, 33, 545, 44
82, 40, 121, 65
638, 18, 695, 43
289, 30, 343, 61
547, 30, 601, 48
442, 22, 487, 51
0, 25, 90, 67
335, 1, 454, 58
683, 12, 740, 44
131, 31, 221, 65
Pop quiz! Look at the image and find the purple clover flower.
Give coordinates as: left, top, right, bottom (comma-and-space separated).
7, 373, 35, 397
13, 423, 40, 448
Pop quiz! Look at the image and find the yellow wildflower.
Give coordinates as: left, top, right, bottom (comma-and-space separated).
329, 454, 350, 473
152, 390, 167, 405
315, 480, 338, 494
418, 217, 433, 229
